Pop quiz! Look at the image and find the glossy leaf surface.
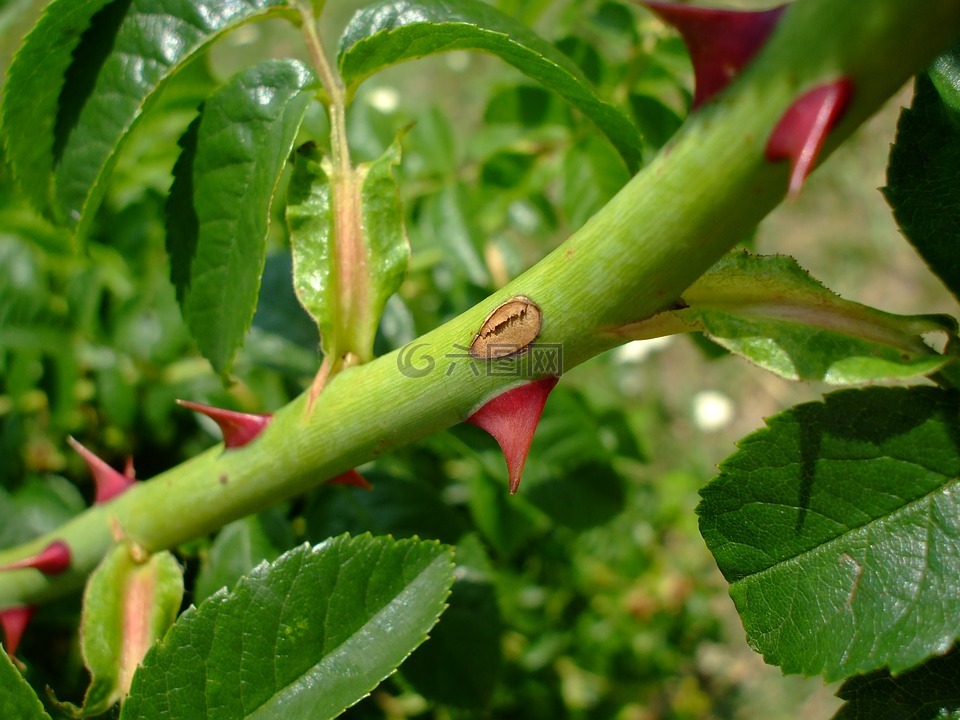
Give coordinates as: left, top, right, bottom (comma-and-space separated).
121, 534, 454, 719
699, 386, 960, 680
3, 0, 295, 233
167, 59, 317, 376
338, 0, 643, 171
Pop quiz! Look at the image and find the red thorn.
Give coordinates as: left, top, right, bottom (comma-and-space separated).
643, 2, 786, 109
0, 541, 71, 576
466, 377, 559, 494
1, 606, 35, 657
328, 469, 373, 491
177, 400, 273, 449
68, 437, 136, 504
765, 79, 853, 197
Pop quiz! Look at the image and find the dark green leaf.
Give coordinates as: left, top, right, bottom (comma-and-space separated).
0, 476, 86, 550
885, 74, 960, 302
170, 59, 317, 376
699, 386, 960, 680
0, 649, 51, 720
402, 534, 502, 709
121, 534, 455, 720
833, 649, 960, 720
194, 508, 296, 603
2, 0, 117, 215
61, 0, 295, 233
338, 0, 643, 171
644, 252, 955, 383
304, 472, 467, 545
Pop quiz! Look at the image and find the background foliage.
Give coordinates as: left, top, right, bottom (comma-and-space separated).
1, 0, 958, 718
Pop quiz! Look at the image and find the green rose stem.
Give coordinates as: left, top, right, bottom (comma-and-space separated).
2, 0, 959, 609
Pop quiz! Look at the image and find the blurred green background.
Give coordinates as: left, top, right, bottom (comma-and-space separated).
1, 0, 955, 717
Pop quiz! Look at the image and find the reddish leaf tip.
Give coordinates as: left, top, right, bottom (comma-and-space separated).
1, 605, 36, 657
177, 400, 273, 449
765, 78, 853, 197
466, 377, 560, 494
643, 2, 786, 109
328, 469, 373, 490
67, 437, 136, 504
0, 541, 71, 576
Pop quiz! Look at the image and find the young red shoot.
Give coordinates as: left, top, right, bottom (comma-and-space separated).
68, 437, 136, 504
643, 2, 786, 109
467, 377, 560, 494
765, 78, 853, 197
177, 400, 273, 449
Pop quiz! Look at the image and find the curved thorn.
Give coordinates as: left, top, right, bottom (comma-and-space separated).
0, 541, 71, 575
765, 78, 854, 197
328, 469, 373, 490
643, 2, 787, 109
1, 606, 35, 657
466, 377, 559, 494
67, 437, 136, 504
177, 400, 273, 449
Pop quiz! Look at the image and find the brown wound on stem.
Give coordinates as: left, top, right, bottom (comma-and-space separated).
470, 296, 543, 360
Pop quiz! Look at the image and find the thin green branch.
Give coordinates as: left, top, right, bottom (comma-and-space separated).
2, 0, 960, 609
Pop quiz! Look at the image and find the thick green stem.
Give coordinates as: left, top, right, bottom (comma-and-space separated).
3, 0, 959, 608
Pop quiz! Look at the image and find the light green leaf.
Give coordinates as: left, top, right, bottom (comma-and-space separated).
168, 59, 318, 377
66, 545, 183, 716
699, 386, 960, 680
632, 252, 955, 383
121, 534, 455, 720
338, 0, 643, 171
286, 137, 409, 363
0, 648, 52, 720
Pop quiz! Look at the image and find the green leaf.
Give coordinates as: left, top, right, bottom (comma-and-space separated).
1, 0, 117, 216
9, 0, 297, 233
0, 649, 52, 720
639, 252, 955, 384
194, 509, 296, 603
169, 59, 318, 377
884, 73, 960, 303
337, 0, 643, 172
286, 137, 409, 363
698, 386, 960, 680
121, 534, 455, 720
833, 650, 960, 720
0, 476, 86, 550
930, 42, 960, 114
401, 534, 502, 709
67, 545, 184, 716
